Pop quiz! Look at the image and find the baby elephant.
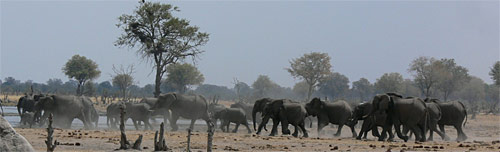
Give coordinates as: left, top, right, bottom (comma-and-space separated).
213, 108, 252, 133
20, 112, 35, 128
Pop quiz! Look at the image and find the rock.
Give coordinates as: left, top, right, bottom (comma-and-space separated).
0, 116, 35, 152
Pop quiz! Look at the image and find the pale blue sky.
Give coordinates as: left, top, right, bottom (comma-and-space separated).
1, 1, 498, 88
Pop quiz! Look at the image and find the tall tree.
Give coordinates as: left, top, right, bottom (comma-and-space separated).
165, 63, 204, 94
111, 65, 136, 99
286, 52, 332, 100
293, 81, 309, 101
374, 72, 403, 93
435, 59, 470, 101
352, 78, 374, 101
458, 76, 486, 118
62, 55, 101, 95
252, 75, 278, 98
115, 2, 209, 97
490, 61, 500, 86
46, 78, 63, 93
401, 79, 421, 97
233, 79, 252, 102
408, 56, 442, 98
318, 72, 350, 101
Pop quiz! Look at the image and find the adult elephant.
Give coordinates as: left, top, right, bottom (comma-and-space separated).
260, 99, 308, 137
426, 98, 468, 141
140, 98, 170, 125
252, 98, 274, 133
305, 98, 356, 137
369, 93, 428, 142
17, 94, 37, 116
152, 93, 210, 131
124, 102, 154, 130
106, 102, 124, 129
34, 95, 96, 129
349, 101, 392, 140
230, 102, 253, 120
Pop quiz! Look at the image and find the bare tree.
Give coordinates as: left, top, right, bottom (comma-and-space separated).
111, 64, 136, 100
408, 56, 442, 98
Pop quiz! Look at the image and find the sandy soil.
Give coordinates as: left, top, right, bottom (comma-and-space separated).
14, 113, 500, 152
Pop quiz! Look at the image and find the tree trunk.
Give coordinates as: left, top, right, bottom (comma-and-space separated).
307, 84, 314, 101
76, 82, 82, 96
154, 65, 162, 98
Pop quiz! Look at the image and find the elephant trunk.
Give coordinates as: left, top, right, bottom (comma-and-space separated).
252, 108, 257, 131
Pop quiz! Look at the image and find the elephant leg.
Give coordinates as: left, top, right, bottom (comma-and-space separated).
387, 126, 395, 141
269, 119, 280, 136
169, 113, 179, 131
349, 123, 357, 138
455, 124, 468, 141
392, 121, 408, 142
334, 124, 343, 137
132, 119, 140, 130
233, 123, 240, 133
439, 124, 446, 135
292, 125, 299, 137
243, 122, 252, 134
281, 120, 290, 135
410, 125, 423, 142
144, 119, 153, 131
189, 119, 196, 131
256, 116, 270, 135
317, 122, 327, 137
298, 122, 308, 137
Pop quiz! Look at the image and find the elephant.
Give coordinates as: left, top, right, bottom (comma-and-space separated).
403, 99, 450, 141
34, 95, 96, 129
212, 107, 251, 133
425, 98, 468, 141
259, 99, 308, 137
140, 98, 170, 125
106, 102, 124, 129
17, 94, 37, 116
20, 112, 35, 128
252, 98, 274, 134
305, 98, 356, 137
208, 102, 226, 128
230, 102, 253, 121
369, 93, 428, 142
123, 102, 154, 130
152, 93, 210, 131
348, 101, 393, 140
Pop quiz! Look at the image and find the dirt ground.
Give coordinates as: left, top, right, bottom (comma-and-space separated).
14, 114, 500, 152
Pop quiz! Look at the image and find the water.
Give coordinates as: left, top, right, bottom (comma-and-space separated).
2, 106, 209, 130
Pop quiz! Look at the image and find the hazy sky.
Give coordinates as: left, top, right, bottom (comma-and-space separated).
1, 1, 498, 88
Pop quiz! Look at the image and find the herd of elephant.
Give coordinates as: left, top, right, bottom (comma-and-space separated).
15, 92, 468, 142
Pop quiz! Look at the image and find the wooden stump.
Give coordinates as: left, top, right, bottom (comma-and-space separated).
154, 122, 168, 151
187, 128, 192, 152
117, 106, 142, 150
207, 119, 215, 152
45, 113, 57, 152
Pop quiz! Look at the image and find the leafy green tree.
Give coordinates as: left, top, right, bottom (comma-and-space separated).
352, 78, 374, 101
46, 78, 63, 93
115, 2, 209, 97
401, 79, 421, 97
293, 81, 309, 100
490, 61, 500, 86
458, 76, 486, 119
318, 72, 350, 101
252, 75, 279, 98
375, 72, 403, 93
435, 58, 470, 101
165, 63, 204, 94
62, 55, 101, 95
286, 52, 332, 100
408, 56, 442, 98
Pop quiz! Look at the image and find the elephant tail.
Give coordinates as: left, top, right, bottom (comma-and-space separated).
458, 101, 467, 127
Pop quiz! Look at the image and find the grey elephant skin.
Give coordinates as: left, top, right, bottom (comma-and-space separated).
124, 102, 154, 130
34, 95, 97, 129
140, 98, 170, 125
17, 94, 37, 116
20, 112, 35, 128
106, 102, 123, 129
0, 116, 35, 152
305, 98, 356, 137
426, 98, 468, 141
252, 98, 275, 134
370, 94, 428, 142
350, 102, 392, 140
230, 102, 253, 121
260, 99, 308, 137
212, 107, 252, 133
152, 93, 210, 131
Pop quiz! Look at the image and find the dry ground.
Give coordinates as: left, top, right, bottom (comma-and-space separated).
14, 114, 500, 152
